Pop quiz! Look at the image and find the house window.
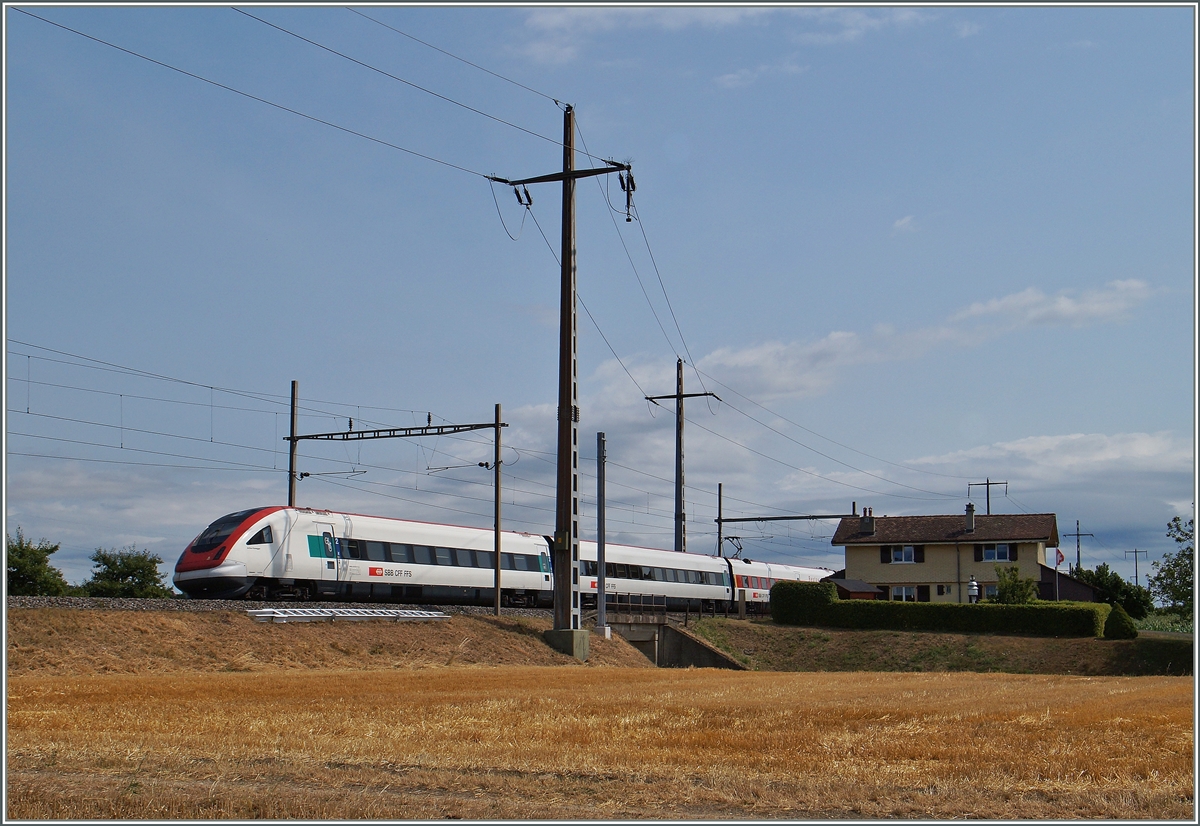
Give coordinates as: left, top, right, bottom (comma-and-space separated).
936, 584, 952, 596
891, 585, 916, 602
984, 584, 998, 599
983, 544, 1010, 562
892, 545, 915, 563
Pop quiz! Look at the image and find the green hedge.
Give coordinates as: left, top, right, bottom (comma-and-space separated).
771, 581, 1110, 637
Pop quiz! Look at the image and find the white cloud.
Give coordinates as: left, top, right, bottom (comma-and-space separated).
519, 7, 777, 65
954, 21, 982, 38
715, 59, 807, 89
892, 215, 918, 233
950, 279, 1153, 327
910, 431, 1193, 482
792, 7, 934, 45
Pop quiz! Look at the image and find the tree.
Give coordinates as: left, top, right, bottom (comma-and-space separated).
1150, 516, 1194, 615
1072, 562, 1153, 620
1103, 603, 1138, 639
991, 565, 1038, 604
6, 528, 71, 596
80, 546, 174, 599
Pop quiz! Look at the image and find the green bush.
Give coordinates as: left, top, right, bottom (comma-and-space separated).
770, 581, 837, 625
771, 588, 1110, 637
1104, 604, 1138, 639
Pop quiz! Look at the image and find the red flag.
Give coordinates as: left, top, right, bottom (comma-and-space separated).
1055, 549, 1065, 567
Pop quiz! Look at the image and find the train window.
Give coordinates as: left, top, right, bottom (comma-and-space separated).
477, 551, 494, 569
247, 526, 273, 545
626, 565, 641, 580
389, 544, 411, 564
664, 569, 677, 583
641, 566, 653, 580
365, 541, 387, 562
434, 547, 453, 566
651, 567, 664, 582
614, 563, 629, 579
191, 509, 260, 554
500, 553, 515, 570
539, 553, 550, 573
342, 540, 362, 560
453, 549, 474, 567
412, 545, 434, 565
517, 554, 532, 571
581, 560, 597, 577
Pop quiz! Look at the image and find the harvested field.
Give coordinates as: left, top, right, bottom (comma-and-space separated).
5, 606, 1195, 820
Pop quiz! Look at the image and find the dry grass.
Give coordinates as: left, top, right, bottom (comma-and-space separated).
7, 667, 1193, 820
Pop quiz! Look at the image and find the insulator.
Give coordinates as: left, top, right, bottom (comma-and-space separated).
626, 172, 636, 192
522, 185, 533, 206
513, 187, 523, 205
618, 172, 627, 192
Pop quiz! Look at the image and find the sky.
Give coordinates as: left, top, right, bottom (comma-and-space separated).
4, 4, 1196, 592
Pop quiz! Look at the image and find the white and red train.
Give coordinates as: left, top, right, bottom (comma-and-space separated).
173, 506, 832, 613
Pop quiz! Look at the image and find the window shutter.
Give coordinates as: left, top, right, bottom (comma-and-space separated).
917, 585, 930, 602
974, 544, 983, 562
914, 545, 925, 563
880, 546, 891, 564
1009, 544, 1018, 561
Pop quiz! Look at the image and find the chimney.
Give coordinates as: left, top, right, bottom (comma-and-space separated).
860, 506, 875, 535
965, 502, 975, 533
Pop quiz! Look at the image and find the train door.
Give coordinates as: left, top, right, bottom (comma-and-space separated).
314, 521, 339, 584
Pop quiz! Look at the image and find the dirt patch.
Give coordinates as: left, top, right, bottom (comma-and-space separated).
5, 608, 652, 677
689, 617, 1194, 676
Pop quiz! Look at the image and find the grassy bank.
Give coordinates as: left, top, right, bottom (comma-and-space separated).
688, 617, 1194, 676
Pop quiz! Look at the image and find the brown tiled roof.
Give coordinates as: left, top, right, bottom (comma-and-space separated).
832, 513, 1059, 546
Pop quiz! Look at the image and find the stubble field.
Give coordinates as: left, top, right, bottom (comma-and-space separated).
5, 607, 1195, 819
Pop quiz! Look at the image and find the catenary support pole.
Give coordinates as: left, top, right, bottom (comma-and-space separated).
717, 482, 723, 557
494, 403, 502, 616
287, 380, 298, 507
597, 431, 607, 632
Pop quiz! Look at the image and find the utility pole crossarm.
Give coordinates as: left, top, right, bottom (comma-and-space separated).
645, 392, 720, 403
488, 160, 628, 188
287, 422, 506, 442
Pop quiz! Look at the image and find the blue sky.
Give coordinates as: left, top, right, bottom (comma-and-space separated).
4, 5, 1195, 590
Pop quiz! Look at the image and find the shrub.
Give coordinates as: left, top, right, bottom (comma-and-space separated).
771, 587, 1110, 637
770, 581, 837, 625
1104, 604, 1138, 639
6, 528, 71, 596
991, 565, 1039, 604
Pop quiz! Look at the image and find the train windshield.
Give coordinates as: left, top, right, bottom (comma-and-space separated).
190, 508, 263, 554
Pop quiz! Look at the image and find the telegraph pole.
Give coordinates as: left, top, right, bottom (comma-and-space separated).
1125, 548, 1147, 587
967, 478, 1007, 515
1063, 520, 1094, 572
646, 358, 718, 553
488, 106, 631, 633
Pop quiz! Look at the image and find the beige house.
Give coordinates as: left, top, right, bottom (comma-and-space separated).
831, 504, 1061, 603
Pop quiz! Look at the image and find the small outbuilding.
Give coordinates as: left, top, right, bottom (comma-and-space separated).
820, 575, 884, 600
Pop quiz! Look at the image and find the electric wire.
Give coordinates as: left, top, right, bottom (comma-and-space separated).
691, 365, 977, 481
13, 8, 492, 180
233, 8, 569, 152
345, 7, 563, 105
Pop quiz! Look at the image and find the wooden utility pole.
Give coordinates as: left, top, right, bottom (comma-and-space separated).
1125, 548, 1147, 587
489, 107, 630, 632
967, 478, 1007, 515
646, 358, 718, 553
1063, 520, 1094, 571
